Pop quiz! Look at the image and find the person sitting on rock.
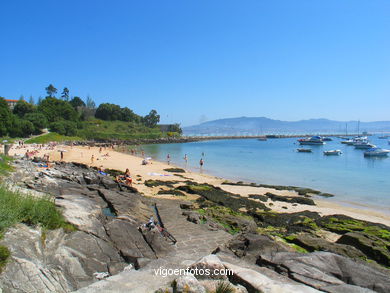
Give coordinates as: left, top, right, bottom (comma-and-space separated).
116, 168, 132, 186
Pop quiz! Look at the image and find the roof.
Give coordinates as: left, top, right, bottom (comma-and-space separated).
4, 99, 19, 102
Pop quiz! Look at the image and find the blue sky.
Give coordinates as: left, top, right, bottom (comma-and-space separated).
0, 0, 389, 126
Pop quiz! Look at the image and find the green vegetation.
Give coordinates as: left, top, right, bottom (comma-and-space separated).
1, 84, 182, 141
25, 133, 84, 144
197, 206, 253, 235
0, 245, 10, 272
78, 119, 162, 140
319, 216, 390, 241
0, 155, 13, 175
0, 185, 76, 234
214, 281, 235, 293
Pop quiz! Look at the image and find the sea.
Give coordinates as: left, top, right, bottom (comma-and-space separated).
141, 137, 390, 214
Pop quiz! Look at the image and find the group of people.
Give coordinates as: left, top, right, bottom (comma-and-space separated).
166, 153, 205, 168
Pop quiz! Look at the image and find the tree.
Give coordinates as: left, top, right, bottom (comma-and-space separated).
120, 107, 141, 123
143, 109, 160, 127
95, 103, 122, 121
49, 121, 77, 136
37, 96, 43, 105
38, 97, 78, 122
69, 96, 86, 109
0, 97, 12, 136
86, 95, 96, 109
28, 96, 35, 105
13, 100, 35, 117
24, 112, 48, 134
8, 116, 34, 137
61, 87, 70, 101
45, 84, 57, 97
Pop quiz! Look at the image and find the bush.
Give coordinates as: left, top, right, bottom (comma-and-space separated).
24, 112, 48, 134
49, 121, 77, 136
8, 117, 34, 137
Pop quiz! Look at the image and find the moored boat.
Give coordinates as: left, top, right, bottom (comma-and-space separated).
322, 137, 333, 141
297, 148, 312, 153
364, 148, 390, 157
354, 142, 376, 149
324, 150, 342, 155
298, 136, 325, 145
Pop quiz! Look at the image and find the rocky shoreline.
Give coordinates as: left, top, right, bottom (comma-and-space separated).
0, 158, 389, 292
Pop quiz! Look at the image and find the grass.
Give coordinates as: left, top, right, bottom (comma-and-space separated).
0, 155, 13, 175
78, 119, 164, 140
0, 185, 76, 234
214, 281, 235, 293
25, 132, 84, 144
0, 245, 10, 272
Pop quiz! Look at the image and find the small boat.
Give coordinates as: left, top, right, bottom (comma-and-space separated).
257, 137, 267, 141
364, 148, 390, 157
298, 136, 325, 145
297, 148, 312, 153
322, 137, 333, 141
324, 150, 342, 155
354, 142, 376, 149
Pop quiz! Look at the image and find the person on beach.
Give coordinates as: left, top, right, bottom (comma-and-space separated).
116, 168, 132, 186
60, 151, 64, 161
91, 155, 94, 164
200, 158, 204, 168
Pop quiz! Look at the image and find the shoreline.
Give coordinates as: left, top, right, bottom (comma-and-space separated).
8, 143, 390, 227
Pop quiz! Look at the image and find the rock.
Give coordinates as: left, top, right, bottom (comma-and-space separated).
337, 232, 390, 267
226, 233, 292, 263
183, 211, 202, 224
256, 251, 390, 293
0, 224, 126, 292
105, 219, 157, 266
180, 202, 195, 210
265, 192, 316, 205
188, 255, 227, 280
223, 262, 320, 293
287, 233, 367, 259
175, 275, 207, 293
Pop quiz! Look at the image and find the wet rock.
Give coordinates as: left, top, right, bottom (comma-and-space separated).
265, 192, 316, 205
337, 232, 390, 267
287, 233, 367, 259
177, 183, 271, 212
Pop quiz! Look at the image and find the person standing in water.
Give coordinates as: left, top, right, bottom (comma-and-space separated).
184, 154, 188, 164
167, 154, 171, 165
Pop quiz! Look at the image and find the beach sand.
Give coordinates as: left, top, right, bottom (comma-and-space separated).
8, 144, 390, 227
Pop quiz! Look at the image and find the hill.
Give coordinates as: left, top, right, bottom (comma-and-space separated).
183, 117, 390, 135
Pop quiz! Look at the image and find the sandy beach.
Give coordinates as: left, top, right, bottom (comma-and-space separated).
7, 143, 390, 227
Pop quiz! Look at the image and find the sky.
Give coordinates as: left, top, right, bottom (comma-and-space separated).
0, 0, 389, 126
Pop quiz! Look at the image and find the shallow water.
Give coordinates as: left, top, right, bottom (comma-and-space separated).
141, 137, 390, 212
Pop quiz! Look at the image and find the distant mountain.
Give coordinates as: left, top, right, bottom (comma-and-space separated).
183, 117, 390, 135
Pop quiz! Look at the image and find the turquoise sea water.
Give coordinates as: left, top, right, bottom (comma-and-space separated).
141, 137, 390, 213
